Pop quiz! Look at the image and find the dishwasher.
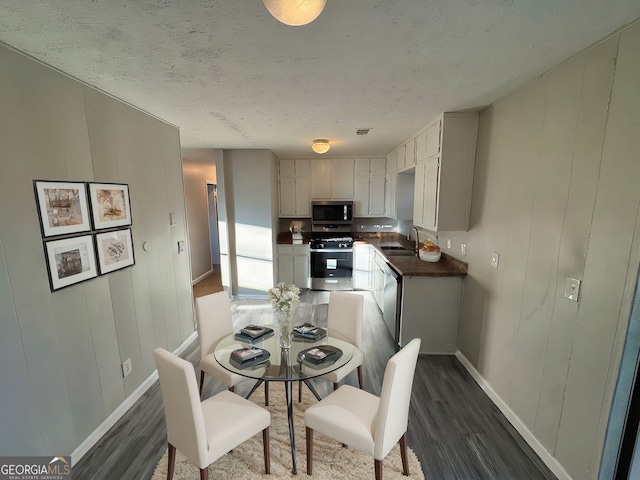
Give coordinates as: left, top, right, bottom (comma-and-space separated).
382, 260, 402, 345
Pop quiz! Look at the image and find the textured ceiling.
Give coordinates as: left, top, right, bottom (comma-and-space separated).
1, 1, 639, 157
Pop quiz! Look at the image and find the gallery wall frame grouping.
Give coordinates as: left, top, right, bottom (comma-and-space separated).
34, 180, 136, 291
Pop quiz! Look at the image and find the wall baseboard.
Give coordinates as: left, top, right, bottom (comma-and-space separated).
455, 350, 573, 480
70, 332, 198, 465
192, 269, 213, 285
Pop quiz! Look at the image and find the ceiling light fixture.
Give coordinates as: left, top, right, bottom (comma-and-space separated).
263, 0, 327, 27
312, 139, 330, 154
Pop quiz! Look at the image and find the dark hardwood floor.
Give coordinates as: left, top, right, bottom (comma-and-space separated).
72, 290, 557, 480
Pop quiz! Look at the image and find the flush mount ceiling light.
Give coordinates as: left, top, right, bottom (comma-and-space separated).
312, 139, 330, 154
263, 0, 327, 26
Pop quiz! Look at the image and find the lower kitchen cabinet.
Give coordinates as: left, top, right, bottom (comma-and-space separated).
399, 275, 463, 354
277, 245, 310, 289
353, 244, 371, 290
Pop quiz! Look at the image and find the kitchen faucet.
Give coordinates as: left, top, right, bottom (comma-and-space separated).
409, 225, 420, 256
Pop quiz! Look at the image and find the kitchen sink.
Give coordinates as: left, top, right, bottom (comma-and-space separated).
385, 250, 417, 257
380, 246, 416, 256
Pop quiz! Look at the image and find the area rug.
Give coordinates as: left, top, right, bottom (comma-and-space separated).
152, 385, 425, 479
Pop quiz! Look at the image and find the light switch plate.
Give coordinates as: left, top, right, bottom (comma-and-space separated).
122, 358, 132, 378
565, 277, 581, 302
491, 252, 500, 268
461, 243, 467, 256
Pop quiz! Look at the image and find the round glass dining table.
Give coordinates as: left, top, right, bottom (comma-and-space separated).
214, 325, 355, 474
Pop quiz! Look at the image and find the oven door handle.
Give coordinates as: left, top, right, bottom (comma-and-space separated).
310, 248, 353, 253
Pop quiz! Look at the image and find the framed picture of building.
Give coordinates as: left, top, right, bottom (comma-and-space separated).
88, 183, 132, 230
95, 228, 135, 274
44, 235, 98, 290
34, 180, 91, 237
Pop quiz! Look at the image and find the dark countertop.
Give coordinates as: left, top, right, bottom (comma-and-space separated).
276, 231, 467, 277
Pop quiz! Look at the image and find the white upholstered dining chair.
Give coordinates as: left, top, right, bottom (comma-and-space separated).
318, 291, 365, 390
304, 338, 421, 480
195, 291, 246, 394
196, 291, 270, 402
154, 348, 271, 480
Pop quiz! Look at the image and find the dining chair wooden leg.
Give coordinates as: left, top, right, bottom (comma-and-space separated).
199, 371, 205, 394
199, 467, 208, 480
357, 365, 363, 389
263, 427, 271, 474
167, 443, 176, 480
374, 459, 383, 480
265, 381, 269, 406
298, 380, 302, 402
306, 427, 313, 475
400, 433, 409, 476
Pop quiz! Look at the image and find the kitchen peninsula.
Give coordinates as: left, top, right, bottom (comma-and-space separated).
277, 231, 467, 353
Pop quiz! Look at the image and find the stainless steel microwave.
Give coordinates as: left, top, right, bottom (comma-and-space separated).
311, 201, 353, 225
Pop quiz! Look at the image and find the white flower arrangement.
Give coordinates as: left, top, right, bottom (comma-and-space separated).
268, 283, 300, 316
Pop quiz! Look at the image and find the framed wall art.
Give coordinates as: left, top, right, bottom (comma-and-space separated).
95, 228, 135, 274
89, 183, 132, 230
34, 180, 91, 237
44, 235, 98, 290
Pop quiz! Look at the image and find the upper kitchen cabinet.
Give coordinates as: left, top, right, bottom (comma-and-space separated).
425, 117, 442, 158
386, 149, 398, 174
413, 112, 479, 232
354, 158, 386, 217
279, 158, 310, 217
400, 138, 416, 170
415, 129, 427, 164
311, 158, 354, 199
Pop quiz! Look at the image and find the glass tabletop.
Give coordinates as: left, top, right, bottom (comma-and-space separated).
214, 324, 354, 382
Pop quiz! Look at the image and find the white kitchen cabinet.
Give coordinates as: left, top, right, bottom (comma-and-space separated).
353, 243, 371, 290
384, 174, 397, 219
277, 244, 310, 289
415, 129, 427, 164
310, 158, 354, 199
372, 249, 386, 310
354, 158, 386, 217
279, 159, 310, 217
401, 138, 416, 170
395, 144, 406, 171
412, 112, 478, 232
370, 157, 386, 176
310, 158, 331, 199
426, 118, 442, 158
386, 150, 397, 174
331, 158, 354, 199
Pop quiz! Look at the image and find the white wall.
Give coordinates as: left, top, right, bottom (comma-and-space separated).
448, 21, 640, 480
0, 44, 193, 457
223, 149, 279, 296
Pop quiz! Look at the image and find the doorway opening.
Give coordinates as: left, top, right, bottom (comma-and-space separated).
193, 183, 223, 298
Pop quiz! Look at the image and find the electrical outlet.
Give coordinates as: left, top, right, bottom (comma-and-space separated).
491, 252, 500, 268
564, 277, 581, 302
446, 238, 452, 249
122, 358, 132, 378
178, 240, 185, 253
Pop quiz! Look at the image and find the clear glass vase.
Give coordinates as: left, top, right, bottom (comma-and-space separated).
277, 310, 293, 349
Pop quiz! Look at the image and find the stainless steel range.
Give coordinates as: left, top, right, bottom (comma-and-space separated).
309, 235, 354, 291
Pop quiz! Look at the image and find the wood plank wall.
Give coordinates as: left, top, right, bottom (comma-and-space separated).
0, 45, 194, 457
440, 21, 640, 480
